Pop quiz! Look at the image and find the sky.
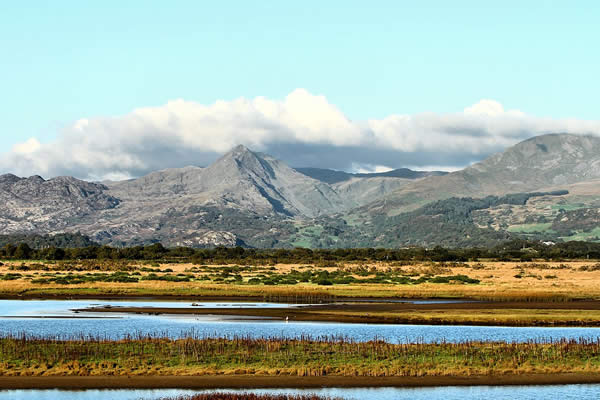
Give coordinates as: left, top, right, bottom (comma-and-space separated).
1, 1, 599, 180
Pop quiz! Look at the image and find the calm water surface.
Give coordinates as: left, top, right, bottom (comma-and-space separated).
1, 299, 599, 343
2, 385, 600, 400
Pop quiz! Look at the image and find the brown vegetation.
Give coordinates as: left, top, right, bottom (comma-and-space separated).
3, 260, 600, 302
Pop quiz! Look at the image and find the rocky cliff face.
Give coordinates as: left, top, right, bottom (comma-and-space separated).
0, 174, 119, 233
107, 145, 348, 218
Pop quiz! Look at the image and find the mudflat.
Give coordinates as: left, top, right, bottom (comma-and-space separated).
76, 300, 600, 327
3, 374, 600, 389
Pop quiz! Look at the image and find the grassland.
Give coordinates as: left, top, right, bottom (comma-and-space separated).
507, 223, 554, 234
561, 227, 600, 241
2, 259, 600, 302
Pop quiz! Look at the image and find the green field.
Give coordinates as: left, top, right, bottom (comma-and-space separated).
507, 223, 554, 233
561, 227, 600, 242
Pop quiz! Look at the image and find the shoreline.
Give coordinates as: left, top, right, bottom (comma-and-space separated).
2, 374, 600, 389
4, 294, 600, 327
74, 300, 600, 327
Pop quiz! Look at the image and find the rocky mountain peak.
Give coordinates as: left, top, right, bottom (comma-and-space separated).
471, 133, 600, 184
0, 174, 21, 185
230, 144, 252, 154
211, 145, 275, 181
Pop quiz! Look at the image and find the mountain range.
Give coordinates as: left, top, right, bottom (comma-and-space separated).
1, 133, 599, 248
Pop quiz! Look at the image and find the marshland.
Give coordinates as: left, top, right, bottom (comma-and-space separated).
3, 253, 600, 326
2, 244, 600, 394
4, 333, 600, 377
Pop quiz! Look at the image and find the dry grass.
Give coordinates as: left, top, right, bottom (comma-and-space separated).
2, 260, 600, 302
311, 308, 600, 326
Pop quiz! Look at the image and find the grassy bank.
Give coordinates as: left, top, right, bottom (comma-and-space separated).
2, 335, 600, 378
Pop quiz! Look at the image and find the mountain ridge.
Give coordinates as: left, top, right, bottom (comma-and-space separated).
294, 167, 447, 185
360, 133, 600, 216
0, 133, 599, 248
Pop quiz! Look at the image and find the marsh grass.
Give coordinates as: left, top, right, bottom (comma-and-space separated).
2, 334, 600, 377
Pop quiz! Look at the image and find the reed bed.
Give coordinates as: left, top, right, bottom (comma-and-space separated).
2, 334, 600, 377
160, 394, 339, 400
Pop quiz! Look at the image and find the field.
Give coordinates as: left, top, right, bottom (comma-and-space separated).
2, 259, 600, 302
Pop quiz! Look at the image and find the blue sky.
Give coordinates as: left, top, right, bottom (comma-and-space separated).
1, 1, 599, 178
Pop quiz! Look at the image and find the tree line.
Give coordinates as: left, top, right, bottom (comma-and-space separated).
1, 239, 599, 263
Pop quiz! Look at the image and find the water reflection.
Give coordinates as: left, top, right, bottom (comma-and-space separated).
2, 385, 600, 400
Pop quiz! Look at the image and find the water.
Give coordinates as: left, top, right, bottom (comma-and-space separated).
1, 301, 598, 398
0, 300, 295, 317
0, 300, 599, 343
2, 386, 600, 400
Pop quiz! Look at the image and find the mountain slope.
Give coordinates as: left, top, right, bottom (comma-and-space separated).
295, 167, 448, 208
0, 174, 119, 233
108, 145, 347, 217
362, 134, 600, 216
295, 167, 447, 184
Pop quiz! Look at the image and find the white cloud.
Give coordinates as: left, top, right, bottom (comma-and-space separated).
463, 99, 525, 116
1, 89, 600, 180
352, 163, 394, 174
12, 138, 41, 154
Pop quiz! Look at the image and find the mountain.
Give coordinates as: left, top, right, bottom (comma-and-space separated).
295, 167, 447, 184
0, 134, 599, 248
362, 133, 600, 216
109, 145, 347, 218
294, 167, 447, 209
0, 174, 119, 234
329, 133, 600, 246
84, 145, 355, 246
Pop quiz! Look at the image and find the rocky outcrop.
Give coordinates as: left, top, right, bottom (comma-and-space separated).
0, 174, 119, 233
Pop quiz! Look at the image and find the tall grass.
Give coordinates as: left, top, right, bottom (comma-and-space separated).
2, 334, 600, 377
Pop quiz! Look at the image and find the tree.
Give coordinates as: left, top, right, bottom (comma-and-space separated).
14, 243, 32, 259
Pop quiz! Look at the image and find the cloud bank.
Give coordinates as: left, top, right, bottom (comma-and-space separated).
2, 89, 600, 180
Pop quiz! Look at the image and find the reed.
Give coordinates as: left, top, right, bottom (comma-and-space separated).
2, 334, 600, 377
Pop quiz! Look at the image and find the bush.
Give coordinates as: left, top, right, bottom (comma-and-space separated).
316, 278, 333, 286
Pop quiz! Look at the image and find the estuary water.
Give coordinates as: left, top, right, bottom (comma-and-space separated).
2, 385, 600, 400
2, 300, 600, 399
0, 299, 599, 343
